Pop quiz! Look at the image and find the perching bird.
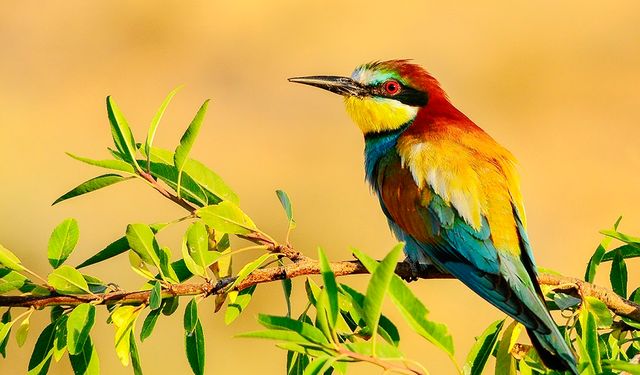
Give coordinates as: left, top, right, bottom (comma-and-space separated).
289, 60, 578, 374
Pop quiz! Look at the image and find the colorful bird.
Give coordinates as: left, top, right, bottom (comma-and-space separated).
289, 60, 578, 374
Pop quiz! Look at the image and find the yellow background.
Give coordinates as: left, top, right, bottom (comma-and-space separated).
1, 1, 639, 374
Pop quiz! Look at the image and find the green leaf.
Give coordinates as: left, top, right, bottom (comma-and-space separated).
0, 268, 27, 294
185, 319, 205, 375
77, 236, 129, 269
494, 320, 521, 375
106, 96, 140, 170
600, 229, 640, 245
196, 201, 257, 234
53, 315, 67, 362
363, 244, 401, 343
317, 248, 338, 327
463, 319, 505, 375
228, 253, 277, 290
149, 281, 162, 310
282, 278, 292, 318
162, 297, 179, 316
580, 308, 601, 373
146, 161, 208, 207
175, 100, 210, 197
602, 244, 640, 261
225, 285, 257, 325
257, 314, 329, 345
144, 146, 238, 204
53, 174, 127, 205
183, 221, 220, 277
48, 218, 80, 268
585, 218, 621, 282
67, 304, 96, 356
184, 298, 199, 334
77, 223, 166, 270
112, 305, 141, 367
48, 265, 91, 294
140, 308, 161, 342
130, 331, 143, 375
353, 247, 455, 357
276, 190, 296, 230
610, 249, 628, 298
66, 152, 136, 174
603, 360, 640, 374
28, 321, 56, 375
126, 224, 161, 268
69, 336, 100, 375
0, 310, 11, 358
583, 296, 613, 328
0, 244, 25, 272
16, 313, 31, 347
145, 86, 182, 171
158, 246, 179, 283
345, 340, 403, 358
302, 356, 334, 375
0, 321, 15, 349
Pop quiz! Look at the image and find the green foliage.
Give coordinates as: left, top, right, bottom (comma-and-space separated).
1, 91, 639, 375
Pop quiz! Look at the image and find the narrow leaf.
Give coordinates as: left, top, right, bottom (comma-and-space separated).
77, 236, 129, 269
27, 321, 56, 375
463, 319, 505, 375
363, 244, 402, 342
276, 190, 296, 229
353, 248, 455, 357
53, 174, 126, 205
145, 86, 182, 170
610, 249, 628, 298
106, 96, 140, 170
175, 100, 210, 197
66, 153, 135, 174
317, 248, 338, 327
140, 308, 161, 342
149, 281, 162, 310
494, 320, 522, 375
185, 320, 205, 375
184, 298, 199, 334
130, 331, 143, 375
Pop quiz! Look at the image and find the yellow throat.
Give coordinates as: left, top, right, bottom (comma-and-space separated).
344, 96, 418, 134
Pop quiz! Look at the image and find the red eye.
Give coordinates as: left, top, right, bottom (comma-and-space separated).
383, 80, 401, 95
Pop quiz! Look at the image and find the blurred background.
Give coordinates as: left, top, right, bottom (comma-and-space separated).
1, 1, 639, 374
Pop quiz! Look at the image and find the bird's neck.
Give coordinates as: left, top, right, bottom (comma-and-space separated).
363, 122, 410, 185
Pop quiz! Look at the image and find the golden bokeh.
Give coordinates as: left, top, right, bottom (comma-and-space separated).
1, 1, 639, 374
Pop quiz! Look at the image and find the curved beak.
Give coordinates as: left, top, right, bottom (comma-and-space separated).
288, 76, 368, 98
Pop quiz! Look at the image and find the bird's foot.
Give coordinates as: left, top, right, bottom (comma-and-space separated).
400, 259, 423, 282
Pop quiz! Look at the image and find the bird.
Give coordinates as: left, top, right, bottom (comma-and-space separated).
289, 60, 578, 374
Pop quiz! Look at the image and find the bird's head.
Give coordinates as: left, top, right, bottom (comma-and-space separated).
289, 60, 447, 135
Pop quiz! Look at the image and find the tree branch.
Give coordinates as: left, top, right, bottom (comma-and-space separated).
1, 259, 638, 324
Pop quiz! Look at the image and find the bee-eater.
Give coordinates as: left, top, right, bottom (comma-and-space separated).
289, 60, 578, 374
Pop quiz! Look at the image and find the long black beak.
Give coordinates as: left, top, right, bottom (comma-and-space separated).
288, 76, 368, 98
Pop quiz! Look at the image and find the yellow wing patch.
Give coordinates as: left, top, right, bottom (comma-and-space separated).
397, 132, 525, 254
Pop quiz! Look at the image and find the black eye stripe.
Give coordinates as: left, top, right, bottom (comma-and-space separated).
371, 82, 428, 107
